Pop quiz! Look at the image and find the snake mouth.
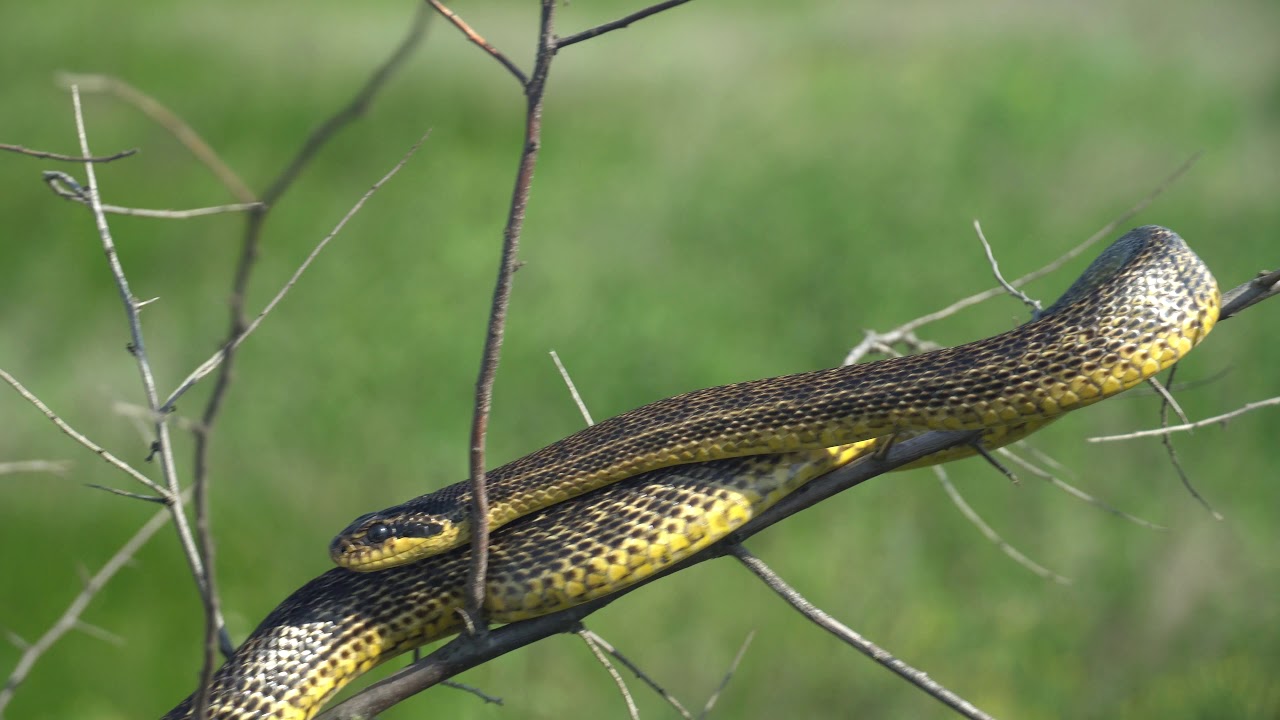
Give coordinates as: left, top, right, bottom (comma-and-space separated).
330, 519, 461, 571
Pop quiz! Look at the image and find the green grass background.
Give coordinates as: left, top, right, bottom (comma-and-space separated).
1, 1, 1278, 718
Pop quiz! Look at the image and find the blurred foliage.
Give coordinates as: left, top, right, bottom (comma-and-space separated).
1, 1, 1278, 718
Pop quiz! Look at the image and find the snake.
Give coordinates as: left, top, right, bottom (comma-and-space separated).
329, 225, 1220, 571
161, 226, 1219, 718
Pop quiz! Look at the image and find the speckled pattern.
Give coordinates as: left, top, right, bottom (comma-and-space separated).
163, 443, 870, 718
166, 226, 1220, 719
331, 226, 1220, 570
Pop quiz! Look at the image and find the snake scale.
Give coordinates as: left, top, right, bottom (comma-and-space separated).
165, 226, 1219, 719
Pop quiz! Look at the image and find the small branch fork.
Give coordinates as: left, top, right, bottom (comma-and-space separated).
435, 0, 698, 631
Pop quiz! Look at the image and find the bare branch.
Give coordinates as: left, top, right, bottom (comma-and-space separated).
427, 1, 529, 86
863, 153, 1200, 345
729, 546, 996, 720
697, 631, 754, 720
0, 460, 72, 476
933, 466, 1071, 585
550, 350, 595, 425
577, 627, 693, 719
60, 74, 256, 204
41, 172, 262, 218
464, 0, 557, 629
997, 447, 1166, 531
0, 504, 175, 713
161, 132, 432, 413
1088, 397, 1280, 442
1, 368, 164, 494
440, 680, 503, 705
0, 142, 137, 163
578, 628, 641, 720
1220, 268, 1280, 320
973, 219, 1041, 315
556, 0, 695, 51
69, 86, 232, 720
85, 483, 167, 504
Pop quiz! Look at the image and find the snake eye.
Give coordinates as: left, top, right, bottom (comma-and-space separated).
365, 523, 392, 545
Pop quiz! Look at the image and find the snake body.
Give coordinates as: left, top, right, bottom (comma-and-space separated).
330, 226, 1220, 571
163, 443, 875, 719
163, 226, 1219, 718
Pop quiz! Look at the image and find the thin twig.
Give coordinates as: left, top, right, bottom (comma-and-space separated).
555, 0, 694, 51
42, 172, 262, 218
1152, 365, 1220, 519
996, 447, 1166, 531
60, 74, 256, 204
0, 142, 137, 163
0, 460, 72, 476
697, 631, 754, 720
973, 219, 1041, 315
1145, 375, 1190, 426
729, 545, 998, 720
843, 153, 1201, 362
85, 483, 167, 503
550, 350, 594, 425
577, 627, 693, 719
161, 132, 432, 413
933, 466, 1071, 585
578, 628, 641, 720
1086, 396, 1280, 443
0, 504, 175, 713
463, 0, 557, 630
71, 85, 229, 720
3, 364, 162, 496
427, 0, 528, 86
440, 680, 503, 705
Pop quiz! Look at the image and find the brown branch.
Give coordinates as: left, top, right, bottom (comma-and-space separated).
427, 0, 528, 85
1220, 267, 1280, 320
0, 142, 137, 163
463, 0, 556, 630
555, 0, 695, 51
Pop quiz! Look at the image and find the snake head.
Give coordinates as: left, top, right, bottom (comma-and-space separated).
329, 510, 463, 571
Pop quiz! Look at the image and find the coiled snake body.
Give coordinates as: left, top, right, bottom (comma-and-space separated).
329, 226, 1219, 571
166, 226, 1219, 719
